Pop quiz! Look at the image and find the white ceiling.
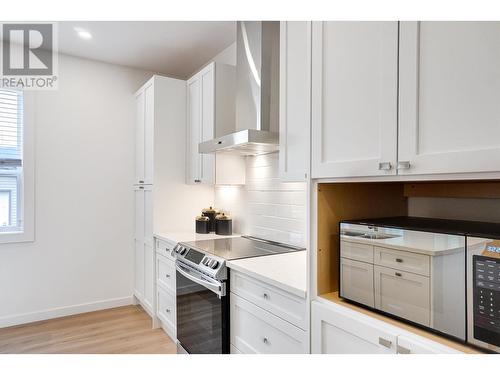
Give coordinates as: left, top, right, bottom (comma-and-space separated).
58, 21, 236, 78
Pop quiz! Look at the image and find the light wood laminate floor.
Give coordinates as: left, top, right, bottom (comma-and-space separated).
0, 305, 177, 354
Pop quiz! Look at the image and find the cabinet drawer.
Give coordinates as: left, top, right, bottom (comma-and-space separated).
157, 255, 175, 294
341, 241, 374, 263
157, 286, 176, 335
374, 265, 430, 326
340, 258, 375, 308
230, 293, 308, 354
230, 271, 307, 330
155, 238, 176, 261
374, 246, 430, 276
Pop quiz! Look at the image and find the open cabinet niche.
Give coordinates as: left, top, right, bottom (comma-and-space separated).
316, 182, 408, 296
316, 180, 500, 297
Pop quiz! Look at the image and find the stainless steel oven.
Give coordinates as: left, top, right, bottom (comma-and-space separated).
174, 245, 229, 354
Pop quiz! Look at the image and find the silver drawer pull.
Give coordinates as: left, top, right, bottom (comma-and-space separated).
166, 309, 171, 313
395, 258, 403, 263
378, 337, 392, 348
395, 272, 402, 277
166, 274, 170, 278
263, 337, 269, 344
263, 293, 269, 300
378, 162, 392, 171
194, 179, 201, 183
397, 345, 411, 354
397, 161, 411, 170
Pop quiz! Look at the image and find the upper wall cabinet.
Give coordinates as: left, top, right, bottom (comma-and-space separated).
186, 62, 236, 184
398, 21, 500, 175
311, 21, 399, 179
279, 21, 312, 182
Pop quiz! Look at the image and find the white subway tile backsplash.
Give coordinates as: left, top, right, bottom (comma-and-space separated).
215, 153, 307, 248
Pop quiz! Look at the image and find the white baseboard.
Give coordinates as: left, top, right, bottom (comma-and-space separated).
0, 296, 134, 328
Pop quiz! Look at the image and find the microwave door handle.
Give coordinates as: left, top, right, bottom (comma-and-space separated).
175, 263, 224, 297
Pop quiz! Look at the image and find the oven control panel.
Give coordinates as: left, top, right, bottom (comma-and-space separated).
173, 244, 226, 280
473, 255, 500, 347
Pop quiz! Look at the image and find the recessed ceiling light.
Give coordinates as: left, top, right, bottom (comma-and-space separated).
74, 27, 92, 40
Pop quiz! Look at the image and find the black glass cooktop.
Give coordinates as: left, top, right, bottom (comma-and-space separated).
181, 236, 304, 261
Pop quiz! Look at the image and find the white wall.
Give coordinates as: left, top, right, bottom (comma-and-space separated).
216, 153, 307, 248
0, 54, 154, 327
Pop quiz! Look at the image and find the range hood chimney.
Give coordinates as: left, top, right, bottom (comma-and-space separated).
199, 21, 279, 156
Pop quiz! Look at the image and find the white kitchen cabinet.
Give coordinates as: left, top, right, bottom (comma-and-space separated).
230, 293, 308, 354
186, 62, 236, 184
312, 300, 463, 354
279, 21, 311, 182
157, 286, 176, 338
398, 21, 500, 176
340, 258, 375, 308
311, 300, 399, 353
133, 75, 188, 323
311, 21, 399, 178
396, 334, 461, 354
374, 265, 430, 327
134, 184, 154, 315
135, 83, 154, 185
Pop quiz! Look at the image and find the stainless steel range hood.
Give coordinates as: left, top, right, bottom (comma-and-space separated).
199, 21, 279, 156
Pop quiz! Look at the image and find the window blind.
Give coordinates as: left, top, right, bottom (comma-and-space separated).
0, 89, 23, 167
0, 89, 23, 231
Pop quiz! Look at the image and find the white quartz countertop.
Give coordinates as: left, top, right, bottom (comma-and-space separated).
227, 250, 307, 299
154, 231, 241, 244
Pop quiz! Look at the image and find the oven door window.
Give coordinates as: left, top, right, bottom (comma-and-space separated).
176, 269, 227, 354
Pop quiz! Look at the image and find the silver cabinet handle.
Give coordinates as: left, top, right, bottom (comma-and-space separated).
263, 337, 269, 344
378, 162, 392, 171
263, 293, 269, 300
397, 345, 411, 354
166, 274, 170, 278
194, 179, 201, 183
397, 161, 411, 170
395, 272, 402, 277
395, 258, 403, 263
166, 308, 171, 313
378, 337, 392, 348
139, 180, 144, 183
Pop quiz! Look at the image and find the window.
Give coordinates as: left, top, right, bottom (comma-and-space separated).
0, 89, 34, 242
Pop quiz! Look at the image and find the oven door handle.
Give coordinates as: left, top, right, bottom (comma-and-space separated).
175, 262, 226, 297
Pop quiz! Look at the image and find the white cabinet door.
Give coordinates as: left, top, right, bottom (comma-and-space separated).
134, 184, 153, 313
279, 21, 311, 182
374, 265, 430, 326
397, 334, 461, 354
311, 300, 399, 354
399, 21, 500, 175
340, 258, 375, 308
143, 83, 154, 185
143, 242, 154, 314
135, 91, 145, 184
187, 77, 202, 183
134, 186, 145, 300
187, 64, 215, 184
200, 67, 215, 184
311, 21, 398, 178
134, 240, 144, 300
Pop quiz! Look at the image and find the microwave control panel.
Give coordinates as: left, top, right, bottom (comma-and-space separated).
473, 255, 500, 347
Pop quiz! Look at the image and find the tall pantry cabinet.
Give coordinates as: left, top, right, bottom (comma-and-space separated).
134, 75, 214, 321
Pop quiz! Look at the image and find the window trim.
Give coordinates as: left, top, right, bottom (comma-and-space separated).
0, 91, 34, 244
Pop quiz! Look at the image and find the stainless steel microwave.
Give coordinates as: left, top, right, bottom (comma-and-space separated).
340, 217, 500, 352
